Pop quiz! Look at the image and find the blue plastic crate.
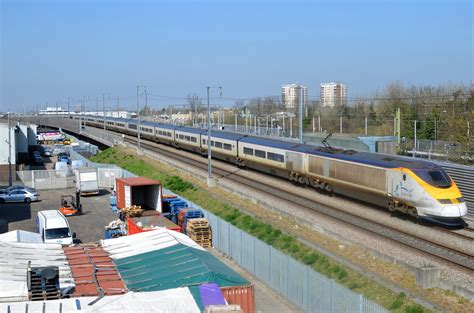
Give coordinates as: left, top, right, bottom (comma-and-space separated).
109, 196, 117, 206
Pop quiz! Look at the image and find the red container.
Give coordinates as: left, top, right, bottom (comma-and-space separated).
128, 212, 181, 235
115, 177, 162, 212
220, 285, 255, 313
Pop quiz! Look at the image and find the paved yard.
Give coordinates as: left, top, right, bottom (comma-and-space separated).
2, 187, 117, 243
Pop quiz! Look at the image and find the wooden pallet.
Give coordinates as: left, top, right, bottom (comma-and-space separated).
120, 205, 143, 218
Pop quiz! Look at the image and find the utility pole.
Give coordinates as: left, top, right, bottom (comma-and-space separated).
290, 117, 292, 137
206, 86, 222, 188
117, 96, 120, 118
365, 116, 368, 135
137, 86, 146, 150
144, 87, 148, 121
103, 93, 106, 130
96, 97, 99, 116
56, 101, 59, 116
67, 97, 71, 119
340, 116, 343, 134
299, 88, 303, 144
414, 120, 417, 158
318, 114, 321, 132
235, 113, 237, 131
7, 112, 12, 187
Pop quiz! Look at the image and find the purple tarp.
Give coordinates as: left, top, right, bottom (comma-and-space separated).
199, 283, 226, 307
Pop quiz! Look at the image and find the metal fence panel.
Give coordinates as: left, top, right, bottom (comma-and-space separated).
270, 247, 289, 298
240, 231, 255, 274
287, 258, 307, 309
98, 168, 122, 188
308, 269, 332, 313
254, 238, 271, 285
229, 223, 242, 265
17, 170, 71, 190
218, 219, 230, 256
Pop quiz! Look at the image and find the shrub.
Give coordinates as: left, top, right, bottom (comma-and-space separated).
404, 304, 424, 313
337, 270, 348, 280
389, 293, 406, 310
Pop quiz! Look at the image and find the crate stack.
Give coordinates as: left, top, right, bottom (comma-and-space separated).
186, 218, 212, 248
163, 196, 188, 224
178, 208, 203, 233
120, 205, 143, 218
109, 195, 118, 213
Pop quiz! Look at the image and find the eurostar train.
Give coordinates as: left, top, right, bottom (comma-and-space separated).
72, 115, 467, 223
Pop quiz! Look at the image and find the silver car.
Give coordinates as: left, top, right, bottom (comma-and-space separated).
0, 189, 40, 203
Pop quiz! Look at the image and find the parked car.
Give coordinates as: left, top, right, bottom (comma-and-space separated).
59, 155, 70, 164
43, 148, 52, 157
0, 189, 40, 203
33, 155, 44, 165
0, 185, 36, 194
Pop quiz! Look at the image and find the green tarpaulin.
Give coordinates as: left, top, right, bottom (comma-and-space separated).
114, 244, 249, 292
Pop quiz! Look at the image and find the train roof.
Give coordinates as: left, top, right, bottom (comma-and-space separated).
209, 130, 247, 141
239, 134, 438, 170
155, 123, 179, 130
176, 126, 205, 135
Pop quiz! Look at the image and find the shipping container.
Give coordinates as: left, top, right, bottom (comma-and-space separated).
115, 177, 162, 212
74, 167, 99, 195
220, 285, 255, 313
127, 211, 180, 234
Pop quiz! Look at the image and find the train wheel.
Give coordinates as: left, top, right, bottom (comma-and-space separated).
325, 184, 333, 193
388, 200, 396, 212
309, 179, 319, 188
408, 207, 418, 218
297, 176, 306, 185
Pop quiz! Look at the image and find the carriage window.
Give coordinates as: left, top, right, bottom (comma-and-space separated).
202, 139, 206, 145
267, 152, 284, 163
255, 149, 266, 158
191, 137, 197, 143
215, 142, 223, 148
243, 147, 253, 155
211, 141, 215, 146
224, 143, 232, 150
185, 136, 190, 141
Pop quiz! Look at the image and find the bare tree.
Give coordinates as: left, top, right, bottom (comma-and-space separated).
187, 93, 202, 125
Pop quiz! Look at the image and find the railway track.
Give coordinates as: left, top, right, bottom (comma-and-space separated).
120, 135, 474, 270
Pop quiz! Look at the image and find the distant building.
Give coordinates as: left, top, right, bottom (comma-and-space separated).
282, 84, 307, 109
320, 82, 347, 107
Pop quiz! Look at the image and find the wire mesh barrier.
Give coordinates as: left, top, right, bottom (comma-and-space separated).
16, 170, 74, 190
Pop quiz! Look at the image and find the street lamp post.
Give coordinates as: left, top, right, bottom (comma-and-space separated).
206, 86, 222, 187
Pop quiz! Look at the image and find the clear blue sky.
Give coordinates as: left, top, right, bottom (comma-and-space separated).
1, 0, 472, 112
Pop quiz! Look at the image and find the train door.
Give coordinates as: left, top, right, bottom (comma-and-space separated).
285, 152, 303, 173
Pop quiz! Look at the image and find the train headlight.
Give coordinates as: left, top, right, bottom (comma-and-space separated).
438, 199, 452, 204
456, 197, 465, 203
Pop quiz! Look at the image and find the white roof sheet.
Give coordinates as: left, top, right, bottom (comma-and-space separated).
0, 241, 74, 303
101, 228, 204, 260
1, 289, 200, 313
0, 230, 43, 243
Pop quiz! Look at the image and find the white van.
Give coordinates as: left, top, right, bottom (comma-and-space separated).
36, 210, 75, 245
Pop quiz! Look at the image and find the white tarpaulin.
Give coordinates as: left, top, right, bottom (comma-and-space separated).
0, 241, 74, 302
0, 289, 200, 313
101, 228, 205, 260
0, 230, 43, 243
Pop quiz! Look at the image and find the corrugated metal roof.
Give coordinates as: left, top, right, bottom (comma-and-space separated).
115, 177, 161, 186
63, 245, 126, 297
0, 241, 74, 302
114, 243, 249, 292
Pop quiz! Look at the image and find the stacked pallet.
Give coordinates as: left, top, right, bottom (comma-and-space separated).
120, 205, 143, 218
186, 218, 212, 248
